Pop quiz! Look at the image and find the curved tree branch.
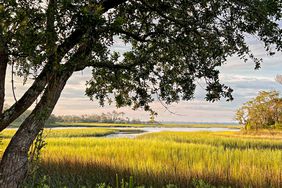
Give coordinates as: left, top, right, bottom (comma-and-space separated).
0, 65, 53, 132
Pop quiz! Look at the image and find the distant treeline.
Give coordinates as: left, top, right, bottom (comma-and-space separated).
10, 108, 145, 124
48, 110, 144, 124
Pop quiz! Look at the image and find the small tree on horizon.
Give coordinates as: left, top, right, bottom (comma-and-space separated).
236, 90, 282, 130
275, 75, 282, 85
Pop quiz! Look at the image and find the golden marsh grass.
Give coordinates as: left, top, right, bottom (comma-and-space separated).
1, 129, 281, 187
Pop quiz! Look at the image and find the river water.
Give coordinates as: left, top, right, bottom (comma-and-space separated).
105, 127, 239, 138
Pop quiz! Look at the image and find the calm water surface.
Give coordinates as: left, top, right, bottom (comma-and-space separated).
105, 127, 239, 138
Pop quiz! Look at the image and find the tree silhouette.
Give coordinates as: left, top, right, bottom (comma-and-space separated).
0, 0, 281, 186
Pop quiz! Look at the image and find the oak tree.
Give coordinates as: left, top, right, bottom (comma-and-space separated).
0, 0, 282, 187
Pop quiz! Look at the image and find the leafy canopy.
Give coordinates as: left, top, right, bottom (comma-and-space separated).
1, 0, 282, 112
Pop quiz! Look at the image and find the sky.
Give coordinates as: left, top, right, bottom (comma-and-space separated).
4, 36, 282, 123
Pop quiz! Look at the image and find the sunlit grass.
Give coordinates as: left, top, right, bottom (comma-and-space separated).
139, 131, 282, 150
1, 128, 116, 138
1, 130, 281, 187
40, 133, 282, 187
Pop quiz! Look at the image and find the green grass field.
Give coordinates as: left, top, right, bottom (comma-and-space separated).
1, 128, 281, 187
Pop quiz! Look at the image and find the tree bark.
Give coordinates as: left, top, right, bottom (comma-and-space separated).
0, 70, 73, 188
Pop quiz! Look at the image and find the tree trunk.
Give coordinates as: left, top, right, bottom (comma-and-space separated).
0, 30, 8, 115
0, 54, 8, 115
0, 70, 73, 188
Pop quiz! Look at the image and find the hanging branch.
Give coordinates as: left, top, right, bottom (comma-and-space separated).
32, 67, 39, 105
152, 85, 186, 116
11, 62, 17, 102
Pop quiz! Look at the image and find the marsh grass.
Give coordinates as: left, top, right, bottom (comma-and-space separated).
41, 137, 281, 187
139, 131, 282, 150
1, 128, 116, 139
1, 130, 281, 187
